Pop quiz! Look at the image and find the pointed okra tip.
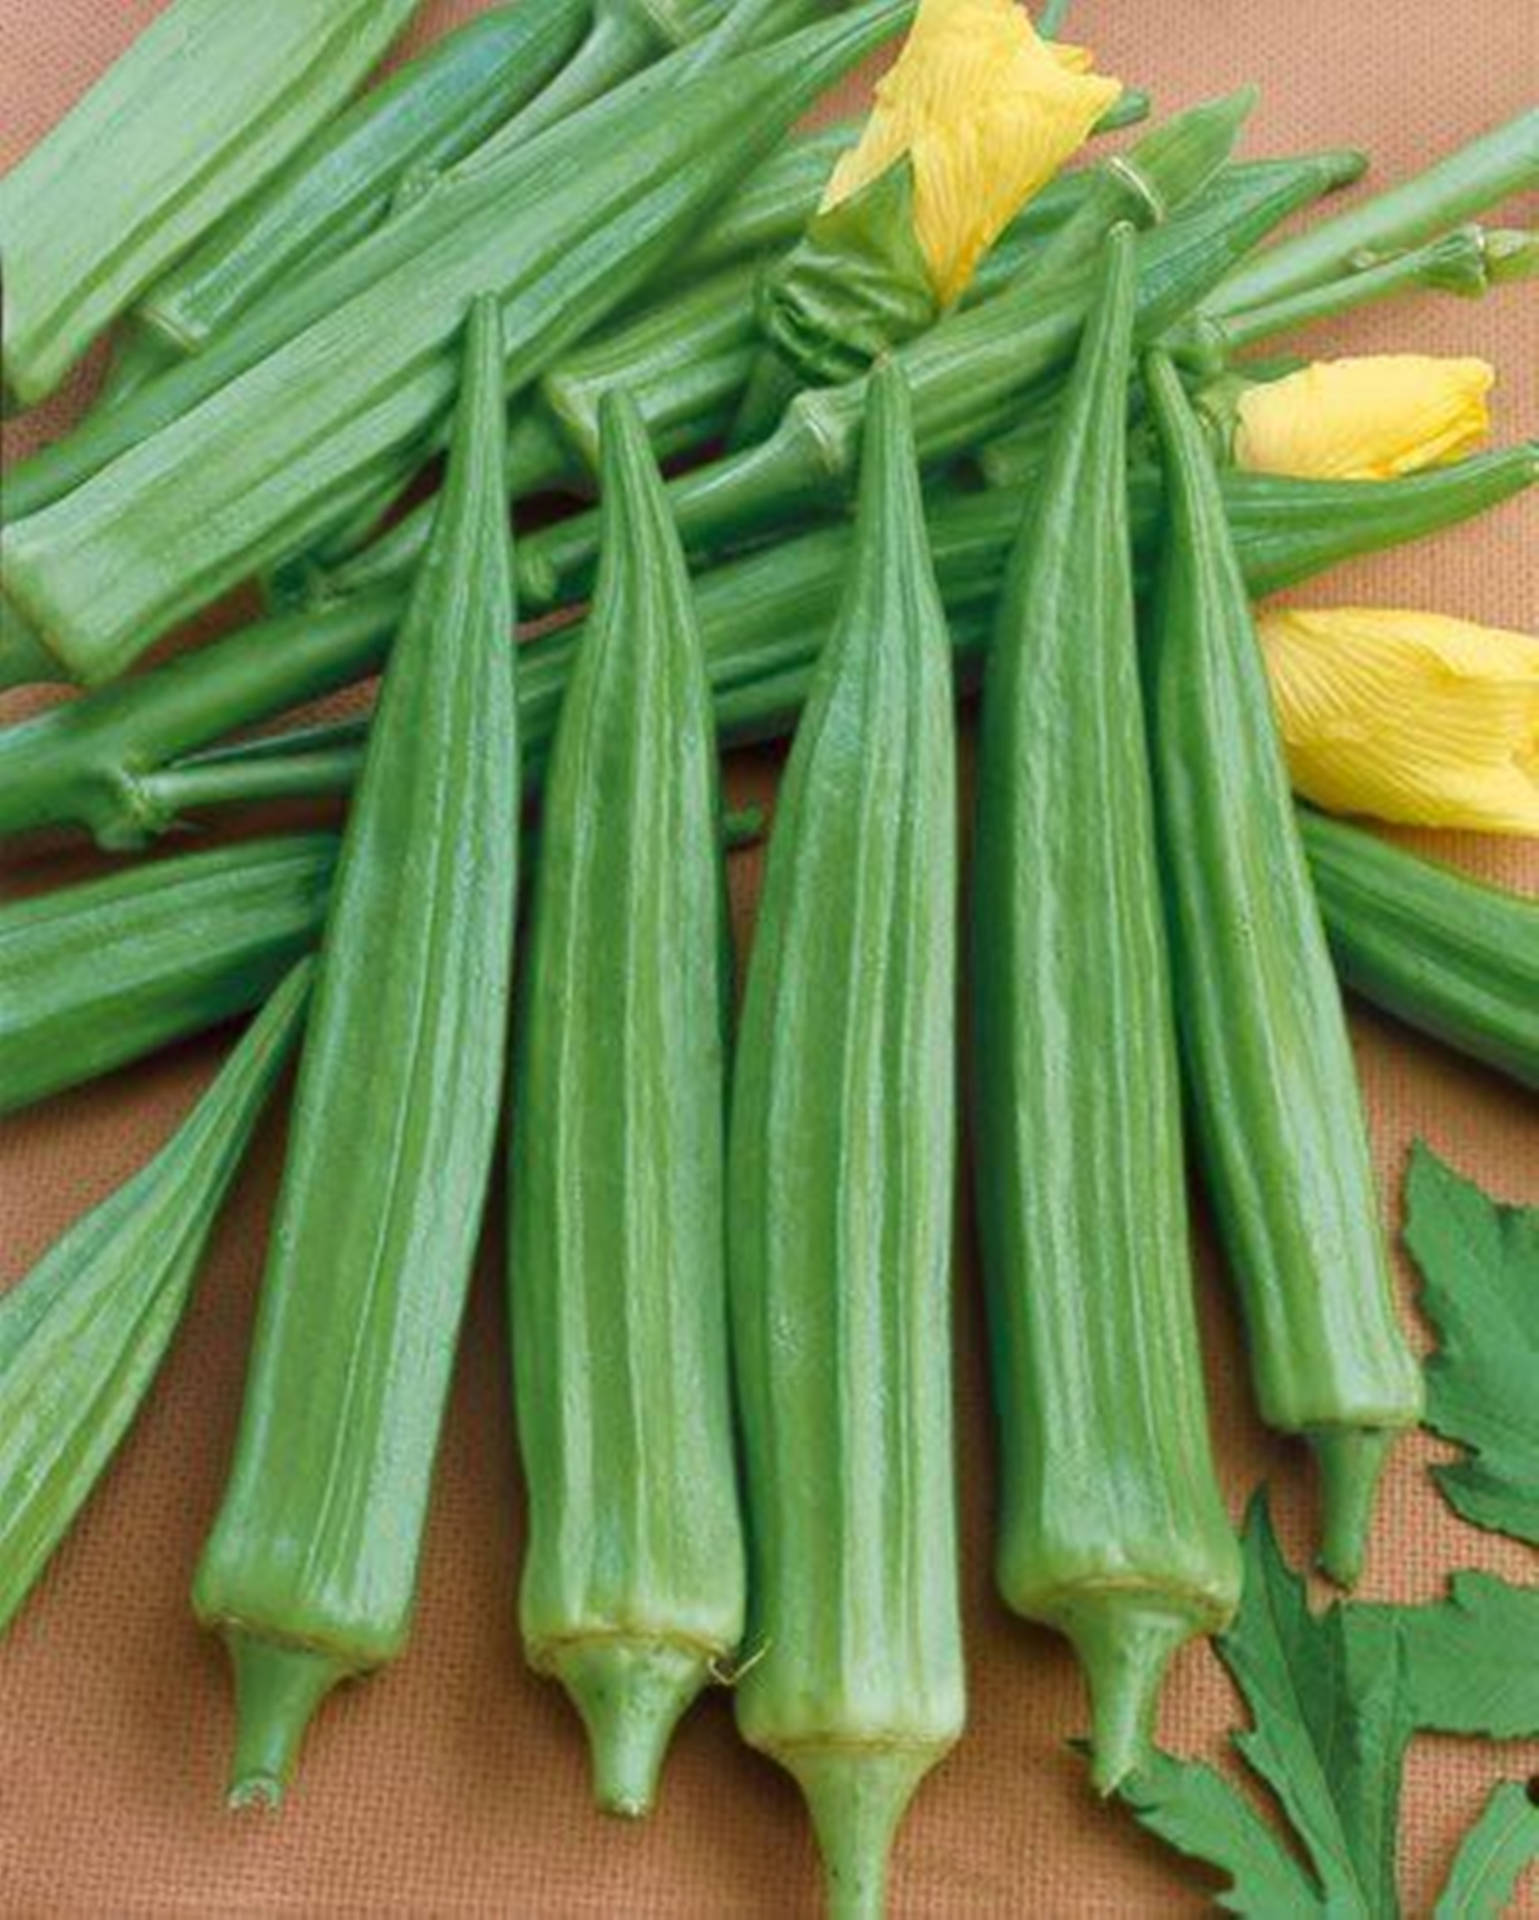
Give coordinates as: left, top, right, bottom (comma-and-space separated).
784, 1743, 941, 1920
549, 1639, 711, 1820
1311, 1426, 1398, 1588
224, 1633, 353, 1811
1062, 1595, 1212, 1797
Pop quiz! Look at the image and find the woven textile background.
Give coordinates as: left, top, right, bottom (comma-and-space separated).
1, 0, 1535, 1911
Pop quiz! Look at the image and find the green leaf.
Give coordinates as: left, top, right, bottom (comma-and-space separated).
1435, 1782, 1539, 1920
1378, 1574, 1539, 1739
1120, 1751, 1320, 1916
1404, 1142, 1539, 1546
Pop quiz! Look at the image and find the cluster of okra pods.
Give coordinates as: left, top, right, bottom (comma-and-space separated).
1, 0, 1535, 1911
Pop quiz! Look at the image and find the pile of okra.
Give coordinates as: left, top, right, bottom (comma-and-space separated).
1, 0, 1535, 1910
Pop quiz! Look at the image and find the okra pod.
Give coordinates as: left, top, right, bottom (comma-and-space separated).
7, 442, 1531, 850
515, 120, 1368, 612
1300, 812, 1539, 1093
728, 362, 963, 1920
0, 968, 311, 1636
192, 300, 520, 1805
135, 0, 593, 355
0, 837, 334, 1118
510, 392, 743, 1817
1143, 351, 1423, 1587
0, 0, 423, 410
972, 230, 1240, 1794
1212, 107, 1539, 316
2, 3, 912, 688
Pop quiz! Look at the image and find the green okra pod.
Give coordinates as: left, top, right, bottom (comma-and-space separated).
0, 837, 334, 1118
135, 0, 593, 356
1142, 350, 1423, 1588
514, 117, 1372, 612
728, 361, 963, 1920
510, 391, 744, 1819
1299, 812, 1539, 1093
1211, 107, 1539, 317
0, 966, 311, 1636
192, 299, 521, 1805
6, 441, 1530, 850
972, 229, 1240, 1796
1, 3, 912, 688
0, 0, 423, 410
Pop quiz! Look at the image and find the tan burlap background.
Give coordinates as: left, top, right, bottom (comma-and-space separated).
2, 2, 1536, 1912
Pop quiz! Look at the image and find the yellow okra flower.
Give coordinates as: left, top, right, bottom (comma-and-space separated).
822, 0, 1121, 304
1234, 355, 1495, 480
1259, 607, 1539, 834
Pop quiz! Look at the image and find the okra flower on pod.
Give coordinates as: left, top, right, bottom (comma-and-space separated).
735, 0, 1121, 434
1230, 354, 1496, 479
1259, 607, 1539, 834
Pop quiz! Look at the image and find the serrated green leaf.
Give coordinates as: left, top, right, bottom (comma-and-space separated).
1120, 1751, 1321, 1916
1435, 1782, 1539, 1920
1218, 1498, 1412, 1916
1371, 1574, 1539, 1739
1404, 1143, 1539, 1546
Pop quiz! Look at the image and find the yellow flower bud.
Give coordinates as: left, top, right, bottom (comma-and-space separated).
1258, 607, 1539, 834
1234, 356, 1495, 480
822, 0, 1121, 305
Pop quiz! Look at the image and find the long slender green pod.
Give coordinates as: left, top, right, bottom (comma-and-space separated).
972, 230, 1240, 1795
510, 392, 743, 1818
1, 3, 912, 688
0, 837, 334, 1118
1211, 108, 1539, 317
135, 0, 592, 356
0, 0, 422, 409
0, 967, 311, 1635
1300, 813, 1539, 1093
728, 362, 963, 1920
1142, 352, 1423, 1588
191, 299, 520, 1806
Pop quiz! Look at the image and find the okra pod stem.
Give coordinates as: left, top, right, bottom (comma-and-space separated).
192, 299, 521, 1806
1211, 107, 1539, 316
510, 391, 744, 1817
728, 361, 963, 1920
0, 967, 312, 1636
6, 444, 1532, 848
1179, 222, 1537, 364
3, 4, 914, 687
0, 838, 335, 1119
0, 0, 423, 409
1142, 351, 1423, 1587
136, 0, 593, 355
1299, 811, 1539, 1093
973, 229, 1240, 1795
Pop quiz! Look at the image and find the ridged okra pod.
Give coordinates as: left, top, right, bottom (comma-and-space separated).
1143, 352, 1423, 1588
135, 0, 592, 356
0, 0, 422, 410
1300, 812, 1539, 1093
192, 300, 520, 1805
0, 837, 335, 1118
0, 3, 911, 688
972, 231, 1240, 1794
510, 392, 743, 1817
0, 968, 311, 1635
728, 363, 963, 1920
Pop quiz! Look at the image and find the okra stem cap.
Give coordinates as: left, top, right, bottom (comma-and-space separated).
783, 1743, 944, 1920
547, 1639, 712, 1819
1311, 1425, 1397, 1588
223, 1633, 354, 1810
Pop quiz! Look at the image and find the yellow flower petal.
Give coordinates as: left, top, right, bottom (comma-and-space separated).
822, 0, 1121, 305
1234, 356, 1495, 480
1259, 607, 1539, 834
